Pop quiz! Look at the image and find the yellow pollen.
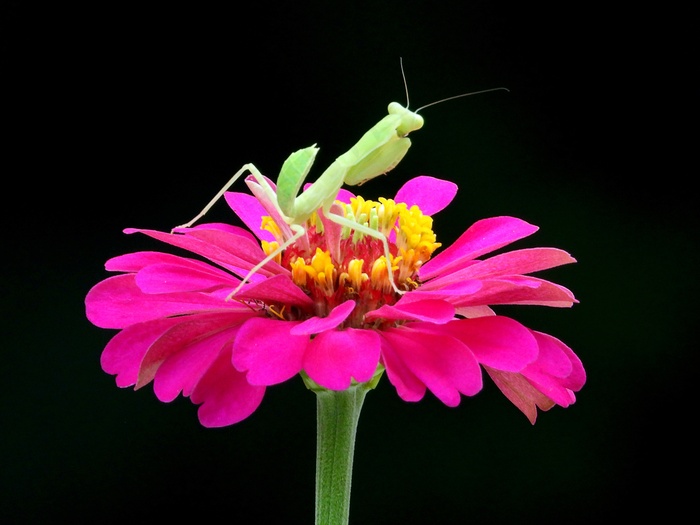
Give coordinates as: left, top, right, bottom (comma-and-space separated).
397, 205, 441, 258
347, 258, 368, 289
261, 216, 283, 241
377, 197, 407, 235
290, 258, 308, 287
369, 255, 400, 293
261, 240, 281, 264
290, 248, 338, 296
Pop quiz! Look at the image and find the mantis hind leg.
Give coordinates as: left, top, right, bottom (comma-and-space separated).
173, 163, 270, 231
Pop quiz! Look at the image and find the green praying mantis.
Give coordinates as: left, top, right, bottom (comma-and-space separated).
174, 67, 508, 298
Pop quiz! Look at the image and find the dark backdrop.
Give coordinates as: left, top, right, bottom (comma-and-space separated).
3, 2, 695, 523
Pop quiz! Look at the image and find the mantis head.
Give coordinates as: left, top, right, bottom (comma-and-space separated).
388, 102, 425, 137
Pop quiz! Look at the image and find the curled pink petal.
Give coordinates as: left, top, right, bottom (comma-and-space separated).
291, 300, 356, 335
484, 330, 585, 423
234, 274, 314, 307
365, 299, 454, 323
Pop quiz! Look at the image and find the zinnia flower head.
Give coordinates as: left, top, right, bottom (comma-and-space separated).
85, 174, 585, 427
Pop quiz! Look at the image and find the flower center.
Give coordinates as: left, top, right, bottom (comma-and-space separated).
261, 196, 441, 328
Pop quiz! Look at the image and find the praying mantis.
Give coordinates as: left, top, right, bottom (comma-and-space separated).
174, 67, 508, 297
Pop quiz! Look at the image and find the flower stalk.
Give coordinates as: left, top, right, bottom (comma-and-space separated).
306, 370, 382, 525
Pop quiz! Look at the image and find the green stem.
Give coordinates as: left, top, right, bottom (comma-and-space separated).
313, 384, 369, 525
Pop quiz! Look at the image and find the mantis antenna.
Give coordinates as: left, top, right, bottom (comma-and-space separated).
399, 56, 510, 114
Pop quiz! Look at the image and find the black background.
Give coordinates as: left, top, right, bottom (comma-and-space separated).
3, 2, 695, 523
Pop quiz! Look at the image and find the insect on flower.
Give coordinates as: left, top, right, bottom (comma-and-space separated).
86, 63, 583, 428
86, 170, 584, 427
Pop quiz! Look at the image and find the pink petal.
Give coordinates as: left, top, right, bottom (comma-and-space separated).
100, 316, 186, 387
105, 251, 187, 272
316, 204, 345, 263
485, 367, 555, 424
85, 274, 248, 329
441, 316, 539, 371
136, 312, 250, 389
365, 299, 455, 323
232, 318, 308, 385
190, 345, 266, 428
419, 216, 539, 280
393, 176, 458, 214
455, 305, 496, 318
452, 277, 577, 308
125, 226, 283, 280
457, 248, 576, 278
153, 325, 241, 401
522, 331, 586, 400
290, 300, 356, 335
378, 335, 426, 402
303, 329, 381, 390
174, 226, 287, 277
135, 260, 239, 293
404, 280, 483, 299
380, 325, 482, 406
234, 274, 314, 307
224, 191, 276, 242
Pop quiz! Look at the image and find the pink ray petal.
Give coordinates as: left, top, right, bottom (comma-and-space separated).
381, 325, 482, 406
232, 318, 309, 385
224, 191, 276, 242
393, 176, 458, 214
190, 345, 266, 428
485, 367, 555, 424
378, 335, 426, 402
137, 312, 249, 388
234, 274, 314, 307
440, 316, 539, 371
100, 316, 186, 387
153, 326, 241, 401
135, 261, 239, 293
105, 251, 188, 272
85, 274, 248, 328
419, 216, 538, 280
303, 328, 381, 390
291, 300, 356, 336
365, 299, 454, 323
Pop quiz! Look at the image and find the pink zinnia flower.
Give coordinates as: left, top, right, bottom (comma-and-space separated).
85, 175, 585, 427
